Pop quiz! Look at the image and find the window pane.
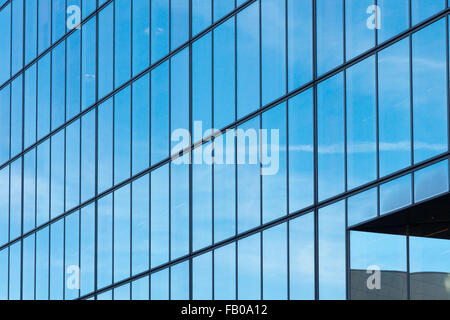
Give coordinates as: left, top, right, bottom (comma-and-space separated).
348, 187, 378, 227
351, 231, 407, 300
378, 38, 411, 176
214, 243, 236, 300
114, 87, 131, 184
214, 130, 236, 243
288, 90, 314, 212
317, 0, 343, 75
114, 185, 131, 282
66, 121, 80, 210
132, 175, 150, 276
262, 104, 287, 223
97, 194, 113, 289
238, 233, 261, 300
237, 2, 260, 119
214, 18, 235, 129
132, 276, 149, 300
98, 99, 113, 193
414, 160, 449, 203
193, 252, 212, 300
413, 19, 448, 163
115, 0, 131, 88
318, 73, 345, 201
289, 213, 315, 300
380, 174, 412, 215
151, 165, 169, 267
36, 227, 49, 300
151, 62, 169, 165
287, 0, 313, 91
171, 261, 190, 300
80, 204, 95, 296
345, 0, 375, 60
50, 220, 64, 300
24, 150, 36, 233
237, 117, 260, 233
410, 236, 450, 300
346, 57, 377, 189
319, 201, 346, 300
171, 155, 190, 259
151, 269, 169, 300
65, 211, 80, 300
262, 0, 286, 105
193, 144, 212, 251
263, 224, 287, 300
132, 74, 150, 175
378, 0, 409, 43
411, 0, 445, 25
23, 235, 35, 300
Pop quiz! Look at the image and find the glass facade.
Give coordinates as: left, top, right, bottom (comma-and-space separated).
0, 0, 448, 300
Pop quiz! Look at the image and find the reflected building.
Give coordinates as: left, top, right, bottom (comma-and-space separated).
0, 0, 448, 300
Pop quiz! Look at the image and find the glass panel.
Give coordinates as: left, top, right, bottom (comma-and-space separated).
378, 38, 411, 177
80, 204, 95, 296
237, 2, 260, 118
414, 160, 449, 202
413, 19, 448, 163
171, 0, 189, 50
411, 0, 446, 25
97, 194, 113, 289
81, 110, 96, 202
193, 252, 212, 300
213, 18, 235, 129
287, 0, 313, 91
262, 104, 287, 223
151, 269, 169, 300
132, 0, 150, 76
380, 174, 412, 215
345, 0, 375, 60
317, 0, 343, 75
348, 187, 378, 227
319, 200, 346, 300
171, 261, 190, 300
36, 227, 49, 300
214, 129, 236, 243
65, 211, 80, 300
378, 0, 409, 43
171, 155, 190, 259
263, 224, 287, 300
114, 87, 131, 184
346, 57, 377, 189
151, 0, 169, 63
23, 235, 35, 300
50, 220, 64, 300
193, 144, 212, 251
214, 243, 236, 300
132, 175, 150, 276
132, 276, 149, 300
261, 0, 286, 105
237, 117, 260, 233
98, 3, 114, 99
132, 74, 150, 175
351, 231, 407, 300
238, 233, 261, 300
289, 213, 315, 300
151, 165, 169, 267
115, 0, 131, 88
114, 185, 131, 282
318, 73, 345, 201
288, 90, 314, 212
410, 236, 450, 300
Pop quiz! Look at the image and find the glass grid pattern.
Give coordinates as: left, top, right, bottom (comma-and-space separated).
0, 0, 448, 300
